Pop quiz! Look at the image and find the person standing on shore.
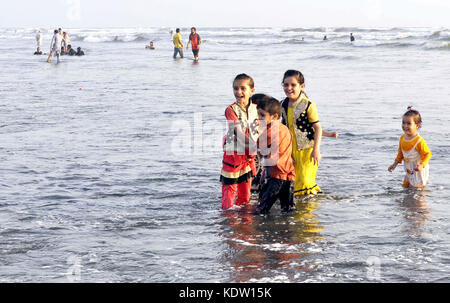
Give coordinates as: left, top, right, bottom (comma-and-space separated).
172, 28, 184, 59
187, 27, 202, 61
47, 29, 63, 63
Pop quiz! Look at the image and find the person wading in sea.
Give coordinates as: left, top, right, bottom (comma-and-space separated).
47, 29, 63, 63
187, 27, 202, 61
173, 28, 184, 59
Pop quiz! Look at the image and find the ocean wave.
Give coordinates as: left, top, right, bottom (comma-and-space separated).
376, 41, 424, 48
430, 30, 442, 39
282, 27, 326, 33
201, 29, 276, 39
323, 39, 429, 49
308, 54, 359, 60
389, 27, 412, 32
282, 38, 311, 44
439, 42, 450, 49
71, 33, 157, 43
333, 27, 416, 33
424, 42, 450, 50
393, 35, 418, 40
429, 30, 450, 41
333, 27, 381, 33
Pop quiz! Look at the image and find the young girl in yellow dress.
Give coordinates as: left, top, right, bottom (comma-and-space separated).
388, 107, 431, 188
280, 70, 326, 196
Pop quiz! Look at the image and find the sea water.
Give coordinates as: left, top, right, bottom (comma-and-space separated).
0, 27, 449, 282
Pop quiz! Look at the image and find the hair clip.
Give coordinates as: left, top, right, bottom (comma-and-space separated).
407, 106, 413, 111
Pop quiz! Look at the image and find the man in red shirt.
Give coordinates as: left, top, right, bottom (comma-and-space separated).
187, 27, 202, 61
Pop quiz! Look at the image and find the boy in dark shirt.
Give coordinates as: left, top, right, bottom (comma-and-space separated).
76, 47, 85, 56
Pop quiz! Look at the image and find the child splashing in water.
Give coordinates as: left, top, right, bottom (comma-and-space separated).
388, 107, 431, 188
220, 74, 260, 210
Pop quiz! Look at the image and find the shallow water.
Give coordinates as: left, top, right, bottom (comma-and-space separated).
0, 27, 449, 282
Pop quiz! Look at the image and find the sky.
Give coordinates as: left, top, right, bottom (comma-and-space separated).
0, 0, 449, 28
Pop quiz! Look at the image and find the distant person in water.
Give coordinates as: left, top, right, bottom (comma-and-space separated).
323, 35, 328, 41
75, 47, 85, 56
62, 32, 70, 52
172, 28, 184, 59
145, 41, 155, 49
35, 30, 42, 53
187, 27, 202, 61
34, 35, 43, 55
58, 28, 63, 45
350, 33, 355, 42
67, 44, 76, 56
47, 29, 63, 63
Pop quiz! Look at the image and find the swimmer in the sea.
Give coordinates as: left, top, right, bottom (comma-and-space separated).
145, 41, 155, 49
75, 47, 85, 56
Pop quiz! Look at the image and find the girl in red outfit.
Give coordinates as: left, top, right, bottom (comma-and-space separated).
220, 74, 260, 210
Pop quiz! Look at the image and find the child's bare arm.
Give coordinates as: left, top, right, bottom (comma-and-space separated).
322, 130, 338, 138
388, 160, 399, 172
311, 123, 322, 166
414, 163, 424, 171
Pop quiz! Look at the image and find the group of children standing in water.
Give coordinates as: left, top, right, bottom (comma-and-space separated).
220, 71, 431, 214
